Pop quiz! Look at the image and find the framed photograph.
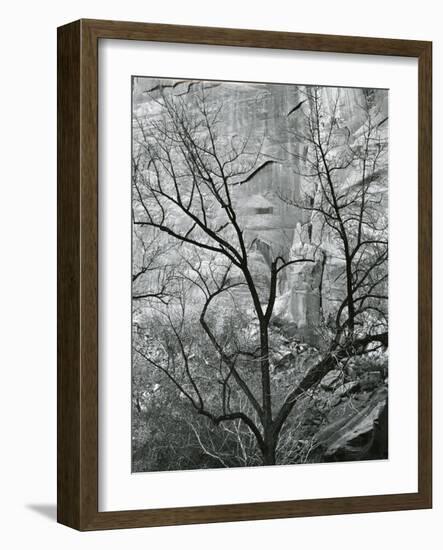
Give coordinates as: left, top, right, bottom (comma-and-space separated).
57, 19, 432, 530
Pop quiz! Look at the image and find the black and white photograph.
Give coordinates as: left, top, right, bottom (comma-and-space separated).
131, 76, 389, 472
1, 0, 437, 542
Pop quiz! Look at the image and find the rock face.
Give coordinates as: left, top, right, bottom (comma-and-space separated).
320, 370, 344, 391
268, 339, 388, 463
133, 78, 388, 346
314, 387, 388, 461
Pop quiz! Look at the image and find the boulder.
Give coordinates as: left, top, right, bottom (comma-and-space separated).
320, 369, 343, 391
315, 386, 388, 461
333, 380, 360, 397
330, 380, 361, 406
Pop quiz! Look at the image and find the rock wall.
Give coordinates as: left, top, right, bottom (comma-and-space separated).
133, 78, 388, 346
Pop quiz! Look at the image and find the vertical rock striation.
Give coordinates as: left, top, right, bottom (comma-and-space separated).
133, 78, 388, 346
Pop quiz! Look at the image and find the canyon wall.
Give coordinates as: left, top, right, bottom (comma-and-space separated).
133, 78, 388, 346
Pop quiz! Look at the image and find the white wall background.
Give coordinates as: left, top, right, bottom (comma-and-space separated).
0, 0, 440, 547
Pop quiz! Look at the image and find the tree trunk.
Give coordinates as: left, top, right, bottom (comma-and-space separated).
259, 319, 276, 466
344, 248, 355, 333
262, 435, 277, 465
259, 324, 272, 418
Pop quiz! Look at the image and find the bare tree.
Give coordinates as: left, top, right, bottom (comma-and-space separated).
132, 226, 180, 304
282, 86, 388, 343
132, 83, 388, 467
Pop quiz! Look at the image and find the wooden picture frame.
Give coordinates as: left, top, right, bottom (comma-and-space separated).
57, 18, 432, 530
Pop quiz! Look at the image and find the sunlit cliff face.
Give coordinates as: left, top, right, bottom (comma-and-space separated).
133, 78, 388, 345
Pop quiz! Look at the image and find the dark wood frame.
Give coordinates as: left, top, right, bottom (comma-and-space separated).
57, 18, 432, 531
